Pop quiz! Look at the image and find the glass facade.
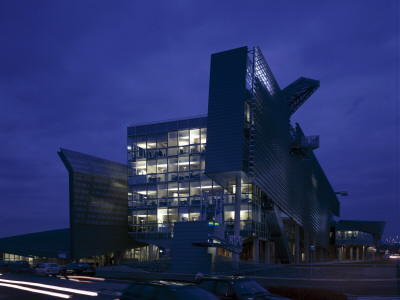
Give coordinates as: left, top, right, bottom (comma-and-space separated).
126, 47, 343, 263
59, 148, 128, 227
336, 230, 374, 245
58, 148, 129, 260
127, 117, 267, 239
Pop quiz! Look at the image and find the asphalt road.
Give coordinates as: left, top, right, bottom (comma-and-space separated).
0, 286, 116, 300
96, 266, 400, 297
1, 268, 399, 299
0, 273, 126, 299
257, 277, 400, 298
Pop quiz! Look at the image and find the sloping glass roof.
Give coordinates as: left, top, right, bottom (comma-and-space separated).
0, 228, 70, 259
336, 220, 386, 238
58, 148, 126, 179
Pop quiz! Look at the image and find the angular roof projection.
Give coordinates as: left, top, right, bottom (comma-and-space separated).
59, 147, 127, 178
0, 229, 70, 259
58, 148, 131, 260
251, 46, 280, 95
336, 220, 386, 239
282, 77, 320, 115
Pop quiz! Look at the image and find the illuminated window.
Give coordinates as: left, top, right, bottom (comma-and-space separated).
190, 155, 200, 170
136, 135, 147, 149
190, 129, 200, 144
168, 147, 178, 156
190, 181, 201, 196
157, 133, 167, 148
157, 159, 167, 173
178, 156, 189, 172
168, 132, 178, 147
147, 159, 157, 174
200, 128, 207, 144
178, 130, 190, 146
147, 134, 156, 149
168, 157, 178, 172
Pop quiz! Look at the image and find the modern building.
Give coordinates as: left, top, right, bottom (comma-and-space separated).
1, 46, 384, 268
58, 148, 135, 262
127, 46, 340, 265
0, 148, 144, 265
335, 220, 386, 261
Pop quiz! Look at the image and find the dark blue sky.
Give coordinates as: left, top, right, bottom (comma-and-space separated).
1, 1, 399, 240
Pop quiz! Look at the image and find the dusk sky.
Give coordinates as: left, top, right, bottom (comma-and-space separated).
1, 1, 399, 240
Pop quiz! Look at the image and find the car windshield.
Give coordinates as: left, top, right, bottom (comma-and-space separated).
175, 286, 219, 300
232, 279, 266, 296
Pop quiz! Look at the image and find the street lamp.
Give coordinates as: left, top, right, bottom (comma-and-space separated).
310, 245, 316, 278
334, 191, 348, 263
335, 191, 348, 196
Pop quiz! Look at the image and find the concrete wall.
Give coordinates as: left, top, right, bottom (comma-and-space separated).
171, 222, 212, 274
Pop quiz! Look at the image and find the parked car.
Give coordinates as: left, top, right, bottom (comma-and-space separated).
116, 280, 220, 300
196, 276, 290, 300
60, 263, 96, 276
0, 261, 13, 273
35, 263, 62, 276
9, 261, 35, 274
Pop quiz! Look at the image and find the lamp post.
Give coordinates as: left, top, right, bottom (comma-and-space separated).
310, 245, 316, 278
334, 191, 348, 263
335, 191, 348, 196
233, 175, 241, 263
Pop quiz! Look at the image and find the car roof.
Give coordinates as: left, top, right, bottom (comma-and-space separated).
129, 280, 196, 287
201, 275, 248, 280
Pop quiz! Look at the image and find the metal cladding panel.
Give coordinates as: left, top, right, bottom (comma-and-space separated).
300, 158, 326, 247
249, 62, 294, 221
203, 46, 340, 249
251, 82, 339, 247
58, 148, 129, 259
205, 47, 248, 181
246, 48, 339, 248
251, 81, 291, 207
71, 224, 128, 259
171, 222, 212, 274
288, 126, 339, 247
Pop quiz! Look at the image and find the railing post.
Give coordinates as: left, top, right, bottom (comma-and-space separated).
295, 223, 300, 264
233, 175, 242, 264
397, 260, 400, 295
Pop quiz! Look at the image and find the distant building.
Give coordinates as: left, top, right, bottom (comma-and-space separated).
58, 148, 135, 261
0, 148, 143, 265
335, 220, 385, 261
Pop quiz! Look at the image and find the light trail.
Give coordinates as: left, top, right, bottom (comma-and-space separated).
0, 282, 72, 298
66, 276, 105, 281
0, 278, 98, 296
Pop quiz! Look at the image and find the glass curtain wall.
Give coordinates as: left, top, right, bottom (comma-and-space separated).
127, 118, 266, 238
